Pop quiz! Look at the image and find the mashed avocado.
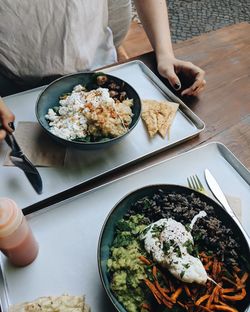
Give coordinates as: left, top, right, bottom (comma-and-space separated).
107, 214, 150, 312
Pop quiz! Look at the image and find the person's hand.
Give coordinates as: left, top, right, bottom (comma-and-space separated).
0, 97, 15, 141
157, 56, 206, 96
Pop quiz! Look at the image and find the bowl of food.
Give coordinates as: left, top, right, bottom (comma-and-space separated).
36, 72, 141, 149
98, 184, 250, 312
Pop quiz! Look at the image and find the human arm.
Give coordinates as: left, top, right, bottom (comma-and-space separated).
133, 0, 206, 96
0, 97, 15, 141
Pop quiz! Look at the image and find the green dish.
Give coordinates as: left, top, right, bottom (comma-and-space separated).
98, 184, 250, 312
36, 72, 141, 150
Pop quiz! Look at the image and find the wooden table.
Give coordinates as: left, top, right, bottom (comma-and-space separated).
136, 22, 250, 170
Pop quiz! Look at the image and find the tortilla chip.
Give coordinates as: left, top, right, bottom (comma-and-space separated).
142, 99, 179, 139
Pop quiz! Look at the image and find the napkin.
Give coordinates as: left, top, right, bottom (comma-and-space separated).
227, 195, 242, 221
4, 122, 66, 167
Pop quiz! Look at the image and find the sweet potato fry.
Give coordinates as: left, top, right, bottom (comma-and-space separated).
168, 279, 175, 292
184, 284, 191, 297
139, 255, 152, 266
196, 305, 213, 312
144, 279, 173, 308
222, 288, 246, 301
212, 259, 218, 276
152, 266, 157, 279
141, 302, 151, 310
240, 272, 249, 284
141, 253, 248, 311
221, 288, 237, 294
210, 304, 238, 312
206, 284, 221, 308
204, 261, 213, 270
144, 279, 162, 304
222, 276, 238, 287
171, 287, 182, 303
233, 272, 241, 286
233, 266, 241, 273
155, 280, 173, 302
195, 294, 210, 305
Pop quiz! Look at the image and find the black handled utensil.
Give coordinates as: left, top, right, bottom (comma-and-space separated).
4, 131, 43, 194
0, 98, 43, 194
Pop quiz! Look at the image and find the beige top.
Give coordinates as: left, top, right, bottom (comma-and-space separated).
0, 0, 131, 83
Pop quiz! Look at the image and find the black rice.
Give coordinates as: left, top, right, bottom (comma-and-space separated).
124, 189, 241, 267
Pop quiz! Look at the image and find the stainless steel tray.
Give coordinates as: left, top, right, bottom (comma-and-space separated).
0, 142, 249, 312
0, 61, 204, 209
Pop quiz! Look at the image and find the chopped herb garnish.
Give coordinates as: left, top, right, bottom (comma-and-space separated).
183, 239, 194, 254
183, 263, 191, 269
151, 224, 164, 238
180, 271, 185, 279
185, 224, 191, 232
173, 245, 182, 258
162, 241, 171, 254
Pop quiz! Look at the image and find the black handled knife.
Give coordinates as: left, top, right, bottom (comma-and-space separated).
4, 132, 43, 194
1, 119, 43, 194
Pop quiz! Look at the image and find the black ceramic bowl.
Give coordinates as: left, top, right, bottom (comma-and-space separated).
36, 72, 141, 149
98, 184, 250, 312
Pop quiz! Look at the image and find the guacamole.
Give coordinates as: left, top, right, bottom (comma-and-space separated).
107, 214, 149, 312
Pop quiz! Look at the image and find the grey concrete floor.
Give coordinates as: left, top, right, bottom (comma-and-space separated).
132, 0, 250, 42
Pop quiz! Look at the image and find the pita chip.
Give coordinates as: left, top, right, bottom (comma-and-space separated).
9, 294, 91, 312
141, 100, 158, 138
158, 101, 179, 138
141, 99, 179, 139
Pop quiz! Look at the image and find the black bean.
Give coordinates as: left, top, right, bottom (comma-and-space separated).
125, 190, 241, 265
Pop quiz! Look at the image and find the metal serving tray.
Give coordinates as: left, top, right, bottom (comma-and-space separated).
0, 142, 249, 312
0, 61, 204, 208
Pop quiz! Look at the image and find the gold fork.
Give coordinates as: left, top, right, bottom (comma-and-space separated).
187, 174, 206, 194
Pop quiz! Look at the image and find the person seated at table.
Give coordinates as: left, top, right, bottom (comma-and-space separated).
0, 0, 206, 141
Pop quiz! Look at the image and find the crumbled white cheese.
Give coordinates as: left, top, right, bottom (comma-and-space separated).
45, 86, 133, 141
